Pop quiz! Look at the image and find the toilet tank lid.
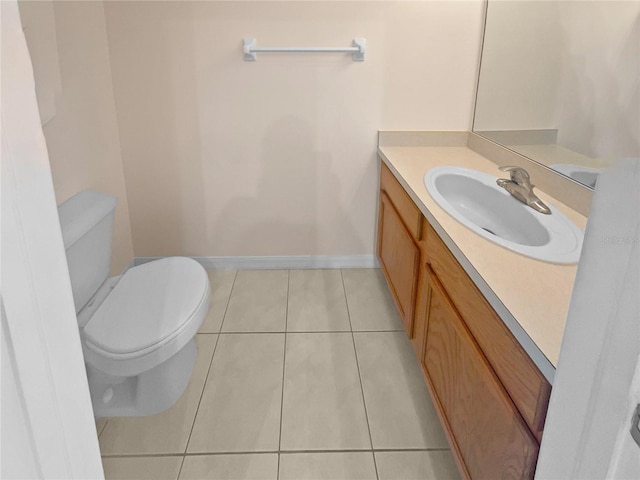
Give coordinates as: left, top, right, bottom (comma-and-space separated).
58, 191, 117, 249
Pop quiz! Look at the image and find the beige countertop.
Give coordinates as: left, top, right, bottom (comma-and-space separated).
378, 142, 588, 383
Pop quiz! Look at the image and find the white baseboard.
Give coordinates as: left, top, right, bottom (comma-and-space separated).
122, 259, 136, 273
134, 255, 380, 270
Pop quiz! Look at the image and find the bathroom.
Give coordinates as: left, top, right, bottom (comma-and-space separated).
2, 0, 639, 479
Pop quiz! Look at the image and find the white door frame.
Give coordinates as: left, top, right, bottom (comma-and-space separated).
536, 159, 640, 478
1, 1, 103, 477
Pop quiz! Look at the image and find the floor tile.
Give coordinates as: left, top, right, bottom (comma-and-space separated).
354, 332, 448, 449
187, 334, 284, 453
99, 334, 217, 455
179, 453, 278, 480
375, 450, 461, 480
279, 452, 377, 480
221, 270, 288, 332
280, 333, 371, 451
287, 270, 350, 332
342, 269, 403, 331
199, 270, 236, 333
102, 456, 183, 480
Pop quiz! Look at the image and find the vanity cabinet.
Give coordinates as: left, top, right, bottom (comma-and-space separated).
377, 162, 551, 480
377, 163, 422, 335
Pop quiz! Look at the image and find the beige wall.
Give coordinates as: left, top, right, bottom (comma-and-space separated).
20, 1, 134, 273
104, 1, 483, 257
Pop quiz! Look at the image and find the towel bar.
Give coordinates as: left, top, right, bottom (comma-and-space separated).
243, 38, 366, 61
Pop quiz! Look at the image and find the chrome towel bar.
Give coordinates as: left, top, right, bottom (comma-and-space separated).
243, 38, 366, 61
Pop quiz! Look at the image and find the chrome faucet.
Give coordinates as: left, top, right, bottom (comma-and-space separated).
496, 166, 551, 215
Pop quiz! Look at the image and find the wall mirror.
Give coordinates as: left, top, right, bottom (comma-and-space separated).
473, 1, 639, 190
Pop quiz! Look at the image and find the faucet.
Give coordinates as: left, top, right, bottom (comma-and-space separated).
496, 166, 551, 215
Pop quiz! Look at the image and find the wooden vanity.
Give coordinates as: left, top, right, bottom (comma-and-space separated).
378, 161, 552, 479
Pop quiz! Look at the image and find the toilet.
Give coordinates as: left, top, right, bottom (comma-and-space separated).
58, 191, 210, 419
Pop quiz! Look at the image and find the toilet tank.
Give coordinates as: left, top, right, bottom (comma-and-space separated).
57, 191, 117, 314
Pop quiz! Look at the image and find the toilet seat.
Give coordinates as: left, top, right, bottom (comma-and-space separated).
82, 257, 210, 377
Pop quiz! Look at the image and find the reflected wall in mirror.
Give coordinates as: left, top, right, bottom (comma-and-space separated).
473, 1, 640, 189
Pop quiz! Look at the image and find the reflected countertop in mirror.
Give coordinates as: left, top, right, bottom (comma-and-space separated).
473, 1, 640, 190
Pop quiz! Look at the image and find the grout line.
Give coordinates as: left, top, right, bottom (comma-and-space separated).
372, 448, 451, 452
181, 332, 223, 460
180, 269, 239, 464
278, 448, 448, 454
340, 269, 380, 480
216, 269, 239, 334
213, 329, 404, 335
176, 455, 186, 480
277, 270, 291, 480
96, 420, 108, 438
216, 330, 292, 335
101, 453, 191, 459
100, 447, 449, 459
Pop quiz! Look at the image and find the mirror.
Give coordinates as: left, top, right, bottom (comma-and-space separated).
473, 1, 640, 190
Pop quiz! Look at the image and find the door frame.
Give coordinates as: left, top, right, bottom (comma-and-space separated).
1, 1, 103, 477
536, 160, 640, 478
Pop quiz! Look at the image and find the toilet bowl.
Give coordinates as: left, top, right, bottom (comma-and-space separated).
58, 191, 210, 418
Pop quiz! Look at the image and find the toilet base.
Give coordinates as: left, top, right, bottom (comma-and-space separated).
87, 338, 197, 419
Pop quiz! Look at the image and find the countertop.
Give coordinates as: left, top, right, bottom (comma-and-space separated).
378, 141, 587, 383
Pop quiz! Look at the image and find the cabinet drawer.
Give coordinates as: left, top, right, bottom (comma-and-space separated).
378, 192, 420, 334
380, 162, 422, 239
423, 268, 538, 479
425, 223, 551, 440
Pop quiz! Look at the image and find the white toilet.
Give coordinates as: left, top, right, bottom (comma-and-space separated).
58, 191, 210, 418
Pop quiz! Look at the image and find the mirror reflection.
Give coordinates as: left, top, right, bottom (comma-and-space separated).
473, 1, 640, 189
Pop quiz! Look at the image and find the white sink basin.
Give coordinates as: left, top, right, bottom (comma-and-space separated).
424, 166, 583, 264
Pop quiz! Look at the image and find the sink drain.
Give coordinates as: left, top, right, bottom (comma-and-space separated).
481, 227, 496, 236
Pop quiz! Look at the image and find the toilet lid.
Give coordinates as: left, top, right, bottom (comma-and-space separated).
84, 257, 208, 355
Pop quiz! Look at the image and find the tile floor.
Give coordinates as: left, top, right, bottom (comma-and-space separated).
97, 269, 460, 480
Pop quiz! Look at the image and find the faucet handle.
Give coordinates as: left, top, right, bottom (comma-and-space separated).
499, 165, 531, 187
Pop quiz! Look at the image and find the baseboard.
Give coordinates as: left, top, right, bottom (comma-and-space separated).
134, 255, 380, 270
122, 259, 136, 273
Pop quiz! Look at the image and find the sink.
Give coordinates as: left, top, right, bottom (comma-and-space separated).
424, 166, 583, 264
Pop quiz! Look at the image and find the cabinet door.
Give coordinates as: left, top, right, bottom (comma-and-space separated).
425, 223, 550, 440
378, 191, 420, 335
423, 268, 539, 480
